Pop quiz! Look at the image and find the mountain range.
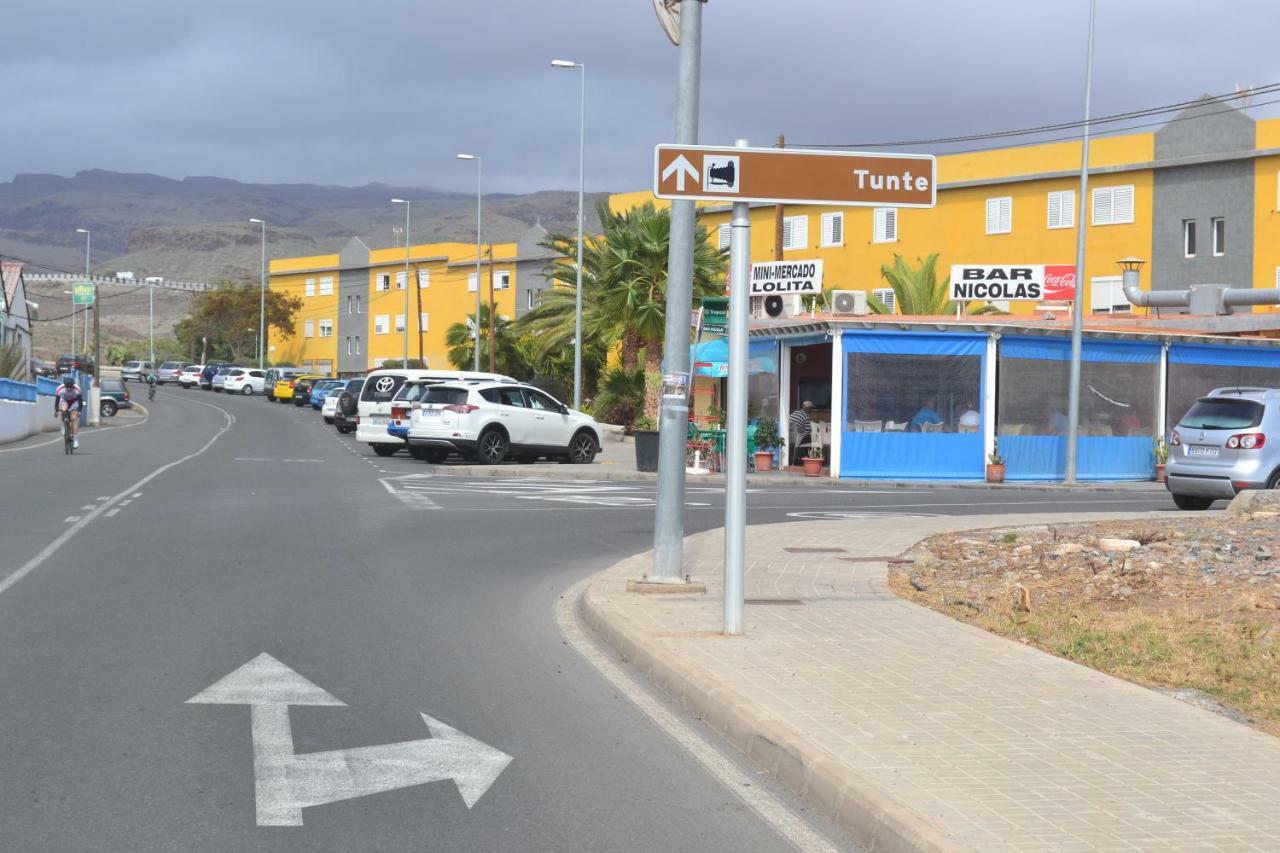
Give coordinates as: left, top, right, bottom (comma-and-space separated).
0, 170, 610, 283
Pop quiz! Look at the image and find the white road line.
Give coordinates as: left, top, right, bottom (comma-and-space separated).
104, 508, 120, 518
132, 492, 142, 498
80, 505, 95, 511
97, 496, 111, 501
0, 396, 236, 599
118, 499, 132, 506
234, 457, 274, 462
63, 516, 81, 523
556, 580, 840, 853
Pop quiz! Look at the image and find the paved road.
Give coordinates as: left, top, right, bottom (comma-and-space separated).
0, 388, 1178, 851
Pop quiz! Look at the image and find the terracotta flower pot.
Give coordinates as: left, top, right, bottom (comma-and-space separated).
1155, 463, 1166, 483
754, 451, 774, 472
986, 463, 1006, 483
802, 457, 823, 477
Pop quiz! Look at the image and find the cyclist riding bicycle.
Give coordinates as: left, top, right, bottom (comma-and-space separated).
54, 376, 83, 449
146, 368, 158, 400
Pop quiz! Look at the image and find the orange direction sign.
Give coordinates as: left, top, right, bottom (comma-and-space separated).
653, 144, 936, 208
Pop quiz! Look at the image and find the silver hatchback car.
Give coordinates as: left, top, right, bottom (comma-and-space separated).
1166, 387, 1280, 510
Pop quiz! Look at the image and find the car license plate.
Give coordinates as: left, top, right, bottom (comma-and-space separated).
370, 415, 388, 425
1188, 445, 1219, 457
421, 408, 441, 419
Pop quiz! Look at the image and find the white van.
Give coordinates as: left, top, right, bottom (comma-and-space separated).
356, 368, 512, 455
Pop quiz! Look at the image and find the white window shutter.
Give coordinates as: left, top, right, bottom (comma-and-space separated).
781, 218, 792, 249
884, 208, 897, 241
821, 212, 843, 246
467, 272, 478, 292
418, 268, 430, 288
1061, 191, 1075, 227
305, 278, 315, 297
792, 216, 807, 249
419, 313, 429, 331
717, 224, 731, 250
1047, 192, 1060, 228
396, 271, 406, 290
304, 320, 314, 337
1092, 187, 1112, 225
1114, 185, 1134, 223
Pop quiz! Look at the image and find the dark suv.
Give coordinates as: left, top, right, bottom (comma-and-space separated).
332, 378, 365, 434
56, 354, 95, 375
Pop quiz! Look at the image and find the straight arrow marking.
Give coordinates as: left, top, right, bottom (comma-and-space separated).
662, 154, 700, 191
188, 654, 512, 826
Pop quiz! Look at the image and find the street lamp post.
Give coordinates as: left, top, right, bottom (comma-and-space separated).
552, 59, 586, 410
75, 229, 90, 354
75, 228, 98, 385
1065, 0, 1097, 484
391, 199, 412, 366
249, 219, 267, 370
457, 154, 482, 372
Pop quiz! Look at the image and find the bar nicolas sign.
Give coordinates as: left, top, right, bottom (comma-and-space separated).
949, 264, 1076, 302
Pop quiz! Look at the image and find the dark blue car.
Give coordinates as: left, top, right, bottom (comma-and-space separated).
309, 379, 341, 409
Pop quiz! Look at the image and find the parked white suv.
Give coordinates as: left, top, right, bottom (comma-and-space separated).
406, 381, 600, 465
356, 368, 512, 456
223, 368, 267, 395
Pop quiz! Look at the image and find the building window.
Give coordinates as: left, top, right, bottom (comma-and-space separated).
355, 295, 362, 314
319, 319, 333, 337
304, 319, 314, 337
985, 197, 1012, 234
396, 271, 406, 290
377, 273, 390, 292
394, 314, 406, 333
1047, 190, 1075, 229
346, 295, 352, 314
345, 336, 352, 355
1183, 220, 1197, 258
872, 287, 896, 314
782, 215, 808, 250
305, 278, 315, 297
1091, 184, 1135, 225
374, 314, 389, 334
354, 337, 360, 355
319, 276, 333, 296
494, 270, 511, 290
1211, 217, 1225, 256
821, 212, 844, 247
526, 289, 536, 310
467, 272, 478, 292
1090, 276, 1131, 314
717, 223, 731, 250
419, 312, 429, 331
872, 208, 897, 243
418, 268, 430, 288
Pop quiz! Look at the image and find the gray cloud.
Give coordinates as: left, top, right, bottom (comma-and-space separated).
3, 0, 1278, 194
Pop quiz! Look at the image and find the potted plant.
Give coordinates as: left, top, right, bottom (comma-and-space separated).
633, 415, 659, 473
1153, 436, 1169, 482
707, 403, 726, 430
753, 416, 782, 472
802, 447, 824, 477
986, 442, 1006, 483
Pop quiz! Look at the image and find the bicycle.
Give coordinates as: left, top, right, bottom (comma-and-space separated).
148, 379, 157, 401
61, 409, 75, 455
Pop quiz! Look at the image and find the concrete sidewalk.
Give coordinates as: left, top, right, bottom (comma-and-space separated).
576, 514, 1280, 852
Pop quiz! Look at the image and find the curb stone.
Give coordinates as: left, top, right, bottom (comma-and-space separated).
576, 555, 969, 853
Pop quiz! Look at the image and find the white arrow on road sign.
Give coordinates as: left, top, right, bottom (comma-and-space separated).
187, 654, 512, 826
661, 154, 700, 191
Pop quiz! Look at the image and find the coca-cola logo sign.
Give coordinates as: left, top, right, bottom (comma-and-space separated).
949, 264, 1076, 303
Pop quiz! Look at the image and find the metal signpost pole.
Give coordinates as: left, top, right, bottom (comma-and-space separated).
723, 138, 751, 635
573, 65, 586, 410
457, 154, 483, 372
392, 199, 411, 366
250, 219, 267, 370
149, 277, 155, 366
1065, 0, 1096, 484
652, 0, 703, 583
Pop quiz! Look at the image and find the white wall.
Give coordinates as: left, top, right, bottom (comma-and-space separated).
0, 399, 61, 445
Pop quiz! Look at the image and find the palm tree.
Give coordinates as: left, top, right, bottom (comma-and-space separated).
518, 200, 725, 419
868, 253, 1004, 316
444, 304, 527, 376
0, 342, 28, 381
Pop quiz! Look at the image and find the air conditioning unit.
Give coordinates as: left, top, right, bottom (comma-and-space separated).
831, 289, 868, 316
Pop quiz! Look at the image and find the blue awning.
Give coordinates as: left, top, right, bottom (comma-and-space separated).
841, 331, 985, 357
691, 337, 778, 377
1001, 335, 1159, 364
1169, 342, 1280, 368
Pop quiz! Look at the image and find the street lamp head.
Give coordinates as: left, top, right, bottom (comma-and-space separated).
76, 228, 89, 234
456, 153, 477, 161
390, 198, 407, 204
550, 59, 580, 68
249, 218, 263, 224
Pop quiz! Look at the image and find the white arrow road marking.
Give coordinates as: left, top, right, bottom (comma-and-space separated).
661, 154, 700, 191
187, 654, 511, 826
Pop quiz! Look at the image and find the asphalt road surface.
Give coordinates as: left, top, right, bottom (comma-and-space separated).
0, 388, 1178, 852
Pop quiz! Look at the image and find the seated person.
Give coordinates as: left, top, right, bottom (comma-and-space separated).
909, 398, 943, 431
958, 402, 980, 429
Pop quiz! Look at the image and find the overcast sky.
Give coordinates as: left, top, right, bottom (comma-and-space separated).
3, 1, 1279, 195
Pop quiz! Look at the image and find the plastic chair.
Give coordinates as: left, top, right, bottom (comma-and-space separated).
884, 421, 907, 432
957, 423, 979, 434
853, 419, 883, 432
921, 421, 946, 433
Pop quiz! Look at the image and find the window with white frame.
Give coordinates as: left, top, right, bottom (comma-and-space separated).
1047, 190, 1075, 229
345, 336, 352, 355
305, 278, 315, 297
396, 271, 406, 290
782, 215, 808, 250
1091, 184, 1135, 225
355, 294, 362, 314
872, 208, 897, 243
417, 268, 430, 288
354, 337, 360, 355
394, 314, 406, 333
717, 223, 731, 250
1212, 217, 1225, 256
419, 313, 429, 331
526, 289, 536, 310
304, 319, 314, 337
467, 272, 478, 292
494, 270, 511, 290
319, 276, 333, 296
1183, 220, 1197, 258
872, 287, 896, 314
374, 314, 389, 334
1090, 276, 1131, 314
377, 273, 390, 292
985, 197, 1012, 234
318, 318, 333, 337
346, 295, 352, 314
821, 212, 844, 247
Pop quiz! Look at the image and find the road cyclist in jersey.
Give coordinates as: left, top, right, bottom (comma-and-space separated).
54, 375, 83, 451
146, 368, 158, 401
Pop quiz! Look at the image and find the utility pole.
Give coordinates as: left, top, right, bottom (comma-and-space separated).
415, 262, 425, 366
1065, 0, 1097, 484
149, 276, 155, 365
249, 218, 267, 370
391, 199, 412, 366
774, 134, 785, 262
651, 0, 705, 584
487, 245, 497, 374
724, 138, 752, 634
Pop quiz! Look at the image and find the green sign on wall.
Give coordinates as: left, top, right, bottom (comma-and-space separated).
72, 282, 95, 305
700, 296, 727, 335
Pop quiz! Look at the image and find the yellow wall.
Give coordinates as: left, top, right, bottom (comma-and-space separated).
267, 252, 339, 369
1253, 154, 1280, 299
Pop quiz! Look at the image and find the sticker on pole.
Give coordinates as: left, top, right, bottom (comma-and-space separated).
72, 282, 95, 305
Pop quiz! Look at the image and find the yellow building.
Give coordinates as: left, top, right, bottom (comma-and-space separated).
267, 225, 554, 374
612, 96, 1280, 318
